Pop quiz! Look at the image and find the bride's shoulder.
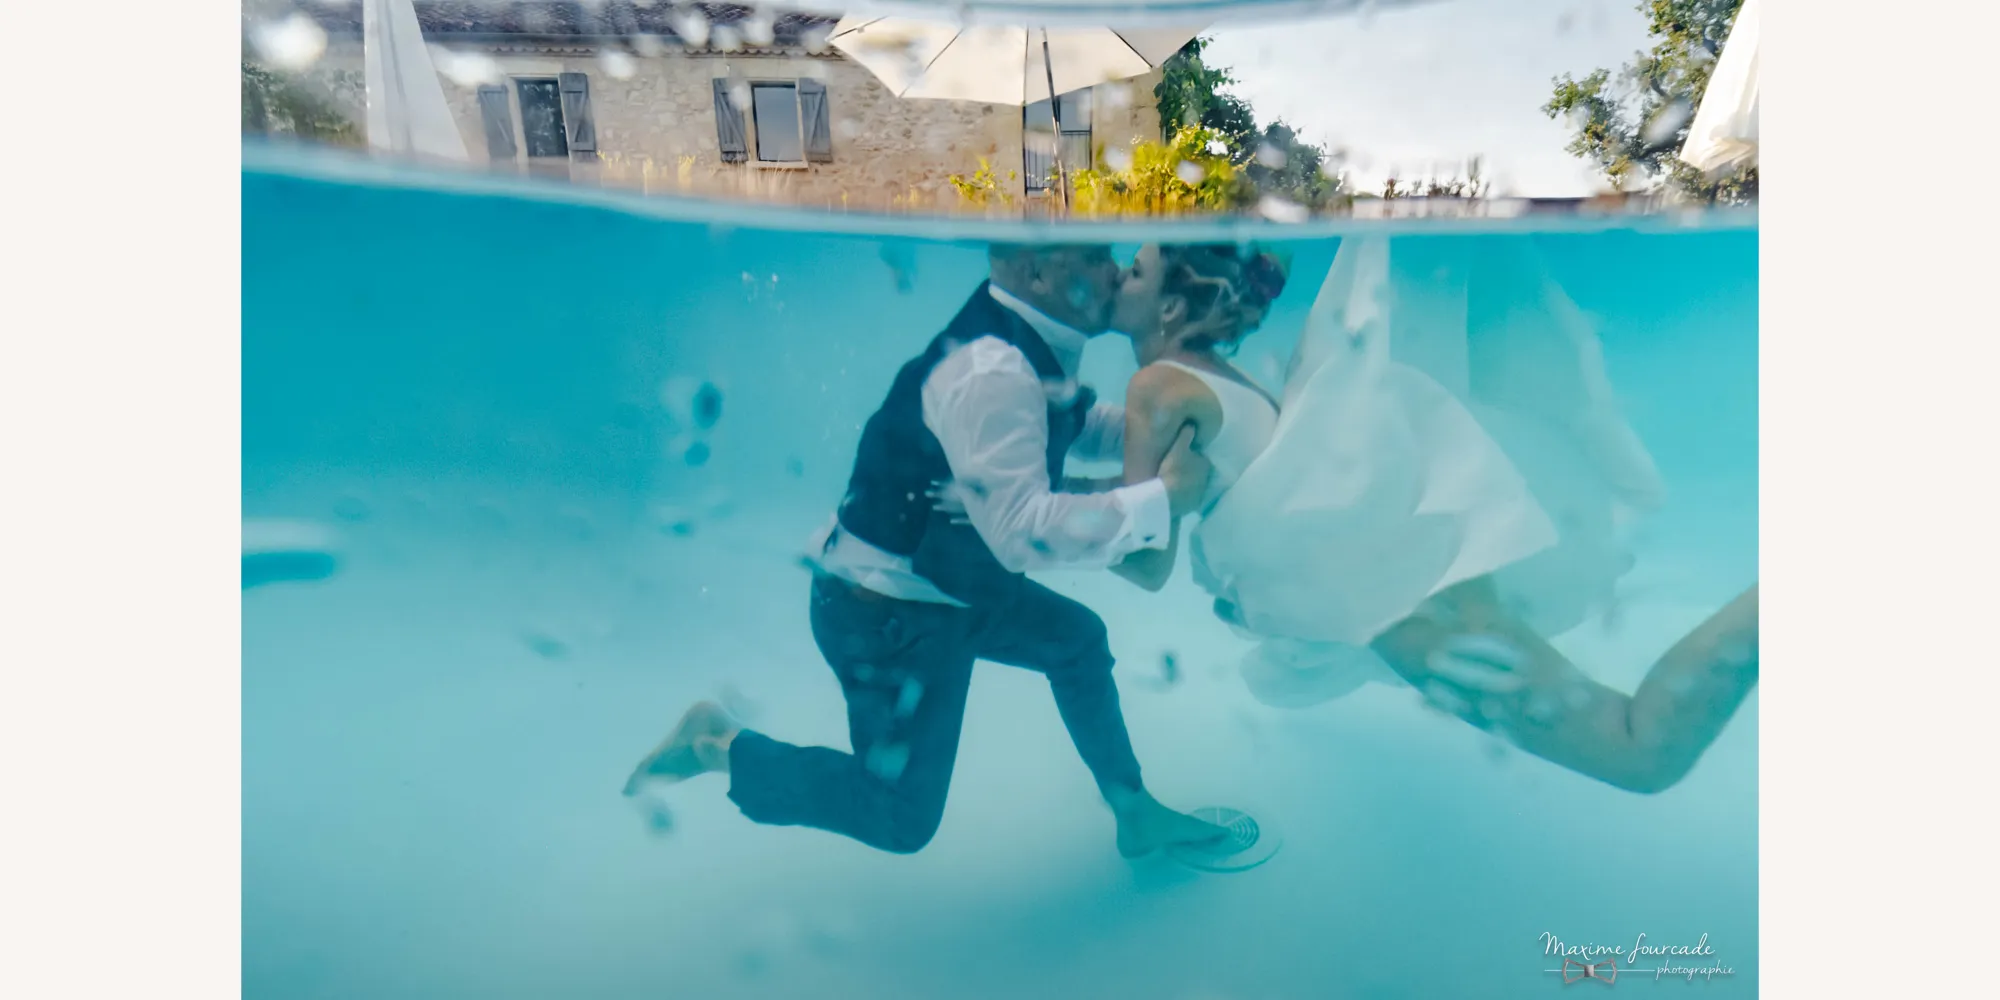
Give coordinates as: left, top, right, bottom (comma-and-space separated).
1128, 360, 1218, 417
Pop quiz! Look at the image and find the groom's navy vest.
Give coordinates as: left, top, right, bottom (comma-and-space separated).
836, 282, 1097, 606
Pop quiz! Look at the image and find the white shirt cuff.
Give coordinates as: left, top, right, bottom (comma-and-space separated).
1114, 479, 1173, 552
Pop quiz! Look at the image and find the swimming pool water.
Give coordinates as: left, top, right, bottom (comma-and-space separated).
242, 148, 1757, 999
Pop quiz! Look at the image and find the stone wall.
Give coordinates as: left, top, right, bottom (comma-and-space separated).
307, 40, 1162, 210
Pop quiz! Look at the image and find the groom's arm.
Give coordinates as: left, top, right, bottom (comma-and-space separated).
923, 338, 1171, 573
1067, 399, 1126, 463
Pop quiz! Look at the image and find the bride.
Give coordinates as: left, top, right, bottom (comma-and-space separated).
1106, 238, 1757, 794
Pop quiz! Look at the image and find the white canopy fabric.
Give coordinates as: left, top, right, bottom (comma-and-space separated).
363, 0, 467, 161
828, 16, 1202, 105
1679, 0, 1758, 175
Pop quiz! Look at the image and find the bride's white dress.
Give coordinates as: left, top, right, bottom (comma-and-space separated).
1183, 235, 1665, 706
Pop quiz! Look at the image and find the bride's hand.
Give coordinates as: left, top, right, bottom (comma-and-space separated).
1158, 424, 1211, 517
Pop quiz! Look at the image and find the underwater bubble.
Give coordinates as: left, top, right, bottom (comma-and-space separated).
432, 47, 502, 88
598, 49, 637, 80
718, 682, 763, 723
1256, 142, 1288, 170
893, 677, 924, 718
654, 505, 699, 536
1714, 636, 1758, 670
1562, 681, 1594, 710
251, 14, 328, 72
1257, 196, 1308, 224
332, 495, 372, 523
243, 518, 339, 588
1176, 161, 1206, 185
555, 506, 595, 541
470, 497, 510, 532
865, 742, 909, 781
1104, 146, 1134, 172
671, 7, 711, 47
521, 629, 570, 660
1522, 691, 1563, 724
1419, 681, 1472, 718
1643, 99, 1693, 146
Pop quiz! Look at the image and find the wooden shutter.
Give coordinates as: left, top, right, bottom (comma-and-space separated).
799, 78, 832, 163
712, 78, 748, 163
558, 72, 598, 160
476, 84, 517, 161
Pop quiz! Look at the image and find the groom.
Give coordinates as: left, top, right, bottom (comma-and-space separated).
626, 243, 1225, 857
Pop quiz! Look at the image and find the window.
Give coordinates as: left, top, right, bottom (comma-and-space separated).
751, 83, 804, 163
515, 78, 569, 158
1024, 90, 1092, 192
476, 73, 597, 168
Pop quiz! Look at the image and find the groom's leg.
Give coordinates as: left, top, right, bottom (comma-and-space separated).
973, 580, 1144, 798
725, 575, 976, 854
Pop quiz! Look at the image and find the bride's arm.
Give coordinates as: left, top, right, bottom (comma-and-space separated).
1111, 366, 1203, 592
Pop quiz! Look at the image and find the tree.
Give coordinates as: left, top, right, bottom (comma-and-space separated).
1071, 126, 1256, 217
1543, 0, 1756, 204
1154, 37, 1344, 210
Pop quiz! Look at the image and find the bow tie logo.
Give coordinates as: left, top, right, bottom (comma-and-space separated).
1562, 957, 1619, 985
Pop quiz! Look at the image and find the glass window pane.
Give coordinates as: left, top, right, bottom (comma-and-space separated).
1059, 90, 1092, 130
516, 79, 568, 158
753, 84, 802, 163
1024, 98, 1054, 134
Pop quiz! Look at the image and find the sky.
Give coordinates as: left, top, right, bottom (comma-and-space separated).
1202, 0, 1656, 197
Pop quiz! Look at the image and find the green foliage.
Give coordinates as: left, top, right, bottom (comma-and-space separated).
1070, 126, 1255, 217
242, 60, 360, 145
946, 158, 1019, 208
1154, 38, 1343, 211
1543, 0, 1756, 204
1383, 157, 1490, 200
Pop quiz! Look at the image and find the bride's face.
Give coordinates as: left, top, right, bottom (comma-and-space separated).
1109, 244, 1177, 339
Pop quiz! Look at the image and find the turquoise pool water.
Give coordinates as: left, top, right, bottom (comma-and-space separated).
242, 148, 1757, 999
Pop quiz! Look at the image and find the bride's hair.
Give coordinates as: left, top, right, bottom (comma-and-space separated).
1159, 244, 1290, 355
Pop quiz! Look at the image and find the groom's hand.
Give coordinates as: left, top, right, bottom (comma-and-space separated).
1159, 424, 1211, 518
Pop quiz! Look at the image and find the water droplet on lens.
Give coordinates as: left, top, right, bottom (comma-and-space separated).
599, 49, 637, 80
250, 14, 327, 72
522, 630, 570, 660
1176, 161, 1206, 185
865, 742, 910, 780
1256, 142, 1288, 169
333, 495, 372, 523
432, 47, 501, 87
1257, 195, 1309, 224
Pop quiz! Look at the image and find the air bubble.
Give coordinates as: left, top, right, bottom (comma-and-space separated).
865, 742, 910, 781
893, 678, 924, 717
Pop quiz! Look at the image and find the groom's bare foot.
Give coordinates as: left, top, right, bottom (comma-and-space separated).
623, 701, 737, 796
1109, 788, 1230, 858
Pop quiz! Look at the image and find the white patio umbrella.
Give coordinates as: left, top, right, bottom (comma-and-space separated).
829, 17, 1203, 203
1678, 0, 1758, 175
364, 0, 467, 161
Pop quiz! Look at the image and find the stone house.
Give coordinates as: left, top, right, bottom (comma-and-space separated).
303, 1, 1165, 208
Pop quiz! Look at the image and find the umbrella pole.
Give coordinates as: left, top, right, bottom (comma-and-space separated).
1041, 31, 1068, 213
